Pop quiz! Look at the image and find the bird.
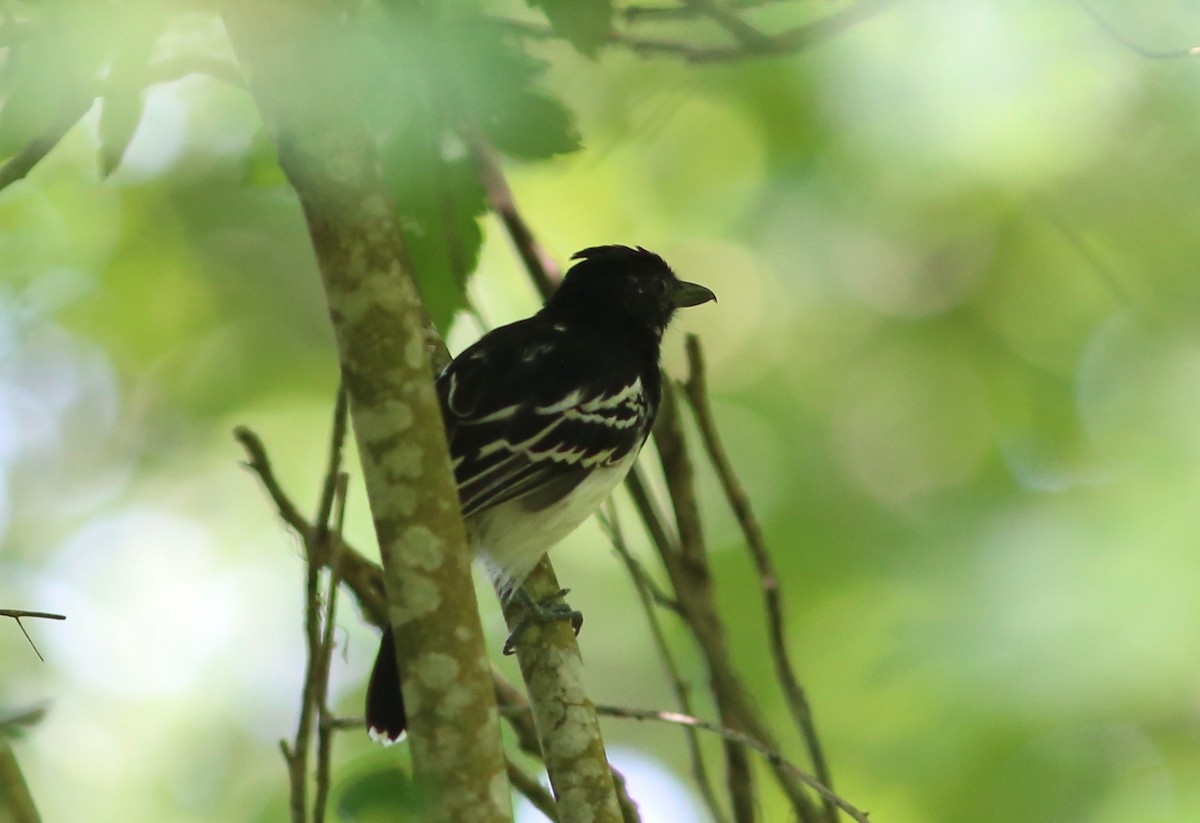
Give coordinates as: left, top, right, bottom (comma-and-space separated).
365, 244, 716, 741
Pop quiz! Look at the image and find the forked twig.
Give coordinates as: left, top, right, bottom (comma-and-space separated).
1, 611, 66, 663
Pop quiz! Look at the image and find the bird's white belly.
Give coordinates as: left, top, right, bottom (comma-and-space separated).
467, 449, 639, 598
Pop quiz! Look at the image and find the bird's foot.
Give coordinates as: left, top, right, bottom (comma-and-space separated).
503, 587, 583, 655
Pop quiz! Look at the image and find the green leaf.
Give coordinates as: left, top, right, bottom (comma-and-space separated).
525, 0, 615, 57
335, 766, 431, 822
482, 91, 580, 160
357, 12, 585, 330
380, 124, 488, 336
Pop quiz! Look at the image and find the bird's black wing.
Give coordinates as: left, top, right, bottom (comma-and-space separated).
436, 318, 655, 519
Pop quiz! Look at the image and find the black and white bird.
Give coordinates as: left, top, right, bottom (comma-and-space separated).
366, 245, 715, 741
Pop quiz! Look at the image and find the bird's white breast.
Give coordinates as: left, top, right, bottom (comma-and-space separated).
468, 446, 641, 599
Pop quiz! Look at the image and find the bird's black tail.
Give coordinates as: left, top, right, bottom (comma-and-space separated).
365, 625, 407, 742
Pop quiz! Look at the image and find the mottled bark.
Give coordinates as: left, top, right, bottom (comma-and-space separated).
502, 561, 627, 823
221, 4, 509, 821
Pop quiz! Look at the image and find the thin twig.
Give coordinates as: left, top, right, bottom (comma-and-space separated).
313, 559, 342, 823
0, 611, 65, 621
507, 759, 560, 822
494, 676, 545, 758
463, 128, 561, 300
284, 529, 321, 822
681, 336, 836, 821
624, 0, 800, 23
623, 467, 678, 560
597, 509, 680, 613
599, 503, 729, 823
235, 427, 310, 534
650, 385, 762, 823
1077, 1, 1200, 59
1, 611, 65, 663
681, 0, 774, 48
278, 386, 352, 823
596, 705, 871, 823
500, 0, 903, 62
313, 473, 348, 823
312, 385, 349, 549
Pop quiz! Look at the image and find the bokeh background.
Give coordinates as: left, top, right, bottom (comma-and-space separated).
4, 1, 1200, 820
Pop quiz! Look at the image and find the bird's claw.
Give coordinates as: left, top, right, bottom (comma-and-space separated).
503, 588, 584, 655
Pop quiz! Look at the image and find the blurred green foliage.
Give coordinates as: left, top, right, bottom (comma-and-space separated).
4, 1, 1200, 822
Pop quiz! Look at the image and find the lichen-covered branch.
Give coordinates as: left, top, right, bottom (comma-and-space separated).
220, 3, 505, 820
500, 562, 628, 823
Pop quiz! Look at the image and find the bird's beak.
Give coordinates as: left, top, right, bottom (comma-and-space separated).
673, 280, 717, 308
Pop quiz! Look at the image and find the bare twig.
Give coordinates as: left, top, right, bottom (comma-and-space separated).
650, 385, 762, 823
596, 705, 871, 823
681, 0, 773, 48
312, 386, 349, 549
623, 467, 678, 558
500, 0, 903, 62
1077, 1, 1200, 59
464, 129, 562, 300
278, 388, 352, 823
681, 336, 836, 821
599, 503, 728, 823
1, 611, 65, 663
234, 427, 310, 534
624, 0, 800, 24
313, 558, 342, 823
499, 562, 627, 823
508, 759, 560, 822
494, 676, 545, 758
313, 473, 349, 823
0, 611, 65, 621
598, 508, 680, 614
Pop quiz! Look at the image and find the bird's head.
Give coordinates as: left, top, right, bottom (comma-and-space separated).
546, 245, 716, 337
